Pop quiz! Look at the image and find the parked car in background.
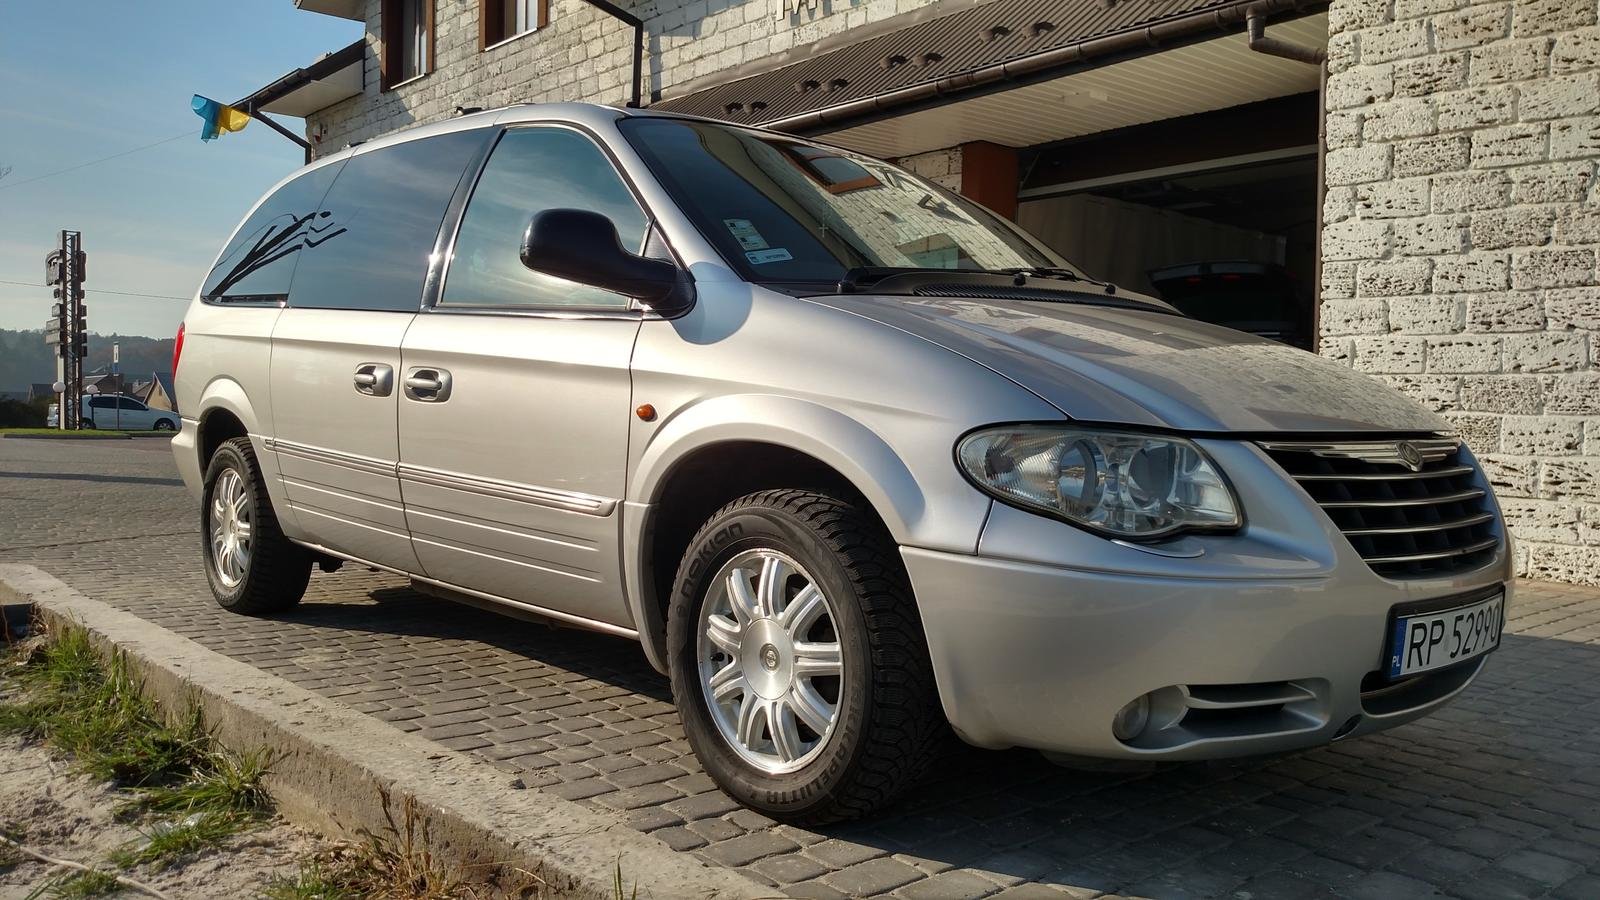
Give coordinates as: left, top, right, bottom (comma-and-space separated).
1148, 261, 1312, 350
173, 103, 1510, 824
47, 394, 180, 431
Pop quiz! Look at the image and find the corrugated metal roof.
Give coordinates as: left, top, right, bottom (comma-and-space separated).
654, 0, 1284, 125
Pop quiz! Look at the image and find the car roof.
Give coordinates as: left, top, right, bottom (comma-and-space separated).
316, 102, 727, 167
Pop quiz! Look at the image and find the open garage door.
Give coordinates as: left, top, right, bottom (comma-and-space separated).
1017, 94, 1320, 349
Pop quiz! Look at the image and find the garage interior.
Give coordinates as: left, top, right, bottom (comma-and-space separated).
1015, 93, 1321, 348
807, 11, 1331, 348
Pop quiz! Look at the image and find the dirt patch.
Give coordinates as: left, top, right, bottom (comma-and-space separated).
0, 735, 323, 899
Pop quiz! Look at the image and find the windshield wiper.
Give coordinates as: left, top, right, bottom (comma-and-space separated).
836, 267, 974, 294
834, 265, 1135, 303
993, 266, 1117, 294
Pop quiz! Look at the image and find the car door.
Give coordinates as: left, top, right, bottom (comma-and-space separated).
85, 397, 112, 427
118, 396, 154, 429
398, 125, 651, 628
268, 128, 490, 572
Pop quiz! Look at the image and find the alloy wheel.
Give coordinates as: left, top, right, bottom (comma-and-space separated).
696, 549, 845, 774
208, 468, 253, 588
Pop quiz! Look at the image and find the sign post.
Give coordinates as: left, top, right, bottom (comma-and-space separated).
44, 232, 86, 429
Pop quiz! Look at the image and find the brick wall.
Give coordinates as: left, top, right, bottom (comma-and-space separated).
893, 147, 963, 191
1320, 0, 1600, 583
307, 0, 946, 152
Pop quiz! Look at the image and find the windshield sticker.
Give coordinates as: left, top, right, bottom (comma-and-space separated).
745, 248, 793, 265
723, 218, 770, 250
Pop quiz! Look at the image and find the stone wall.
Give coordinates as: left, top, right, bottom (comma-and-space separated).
893, 146, 963, 191
306, 0, 946, 153
1319, 0, 1600, 583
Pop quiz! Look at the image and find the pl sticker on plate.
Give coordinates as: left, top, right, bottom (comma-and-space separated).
723, 218, 769, 250
745, 248, 793, 265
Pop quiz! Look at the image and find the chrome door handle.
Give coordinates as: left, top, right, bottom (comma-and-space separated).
403, 367, 452, 402
354, 363, 394, 397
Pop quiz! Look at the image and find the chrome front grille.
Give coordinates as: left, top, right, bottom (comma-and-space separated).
1260, 439, 1500, 579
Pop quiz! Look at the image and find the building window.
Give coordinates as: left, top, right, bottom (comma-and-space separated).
481, 0, 547, 49
382, 0, 433, 89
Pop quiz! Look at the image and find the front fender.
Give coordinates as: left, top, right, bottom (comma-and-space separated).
623, 394, 935, 674
629, 394, 926, 539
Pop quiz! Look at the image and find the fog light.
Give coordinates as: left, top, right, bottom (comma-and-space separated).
1111, 694, 1151, 742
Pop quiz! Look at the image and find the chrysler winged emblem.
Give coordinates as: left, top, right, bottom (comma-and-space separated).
1396, 441, 1425, 472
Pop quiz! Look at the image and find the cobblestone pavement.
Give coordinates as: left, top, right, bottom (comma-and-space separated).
4, 437, 1600, 899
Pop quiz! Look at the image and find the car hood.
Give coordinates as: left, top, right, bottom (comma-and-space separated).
809, 294, 1452, 434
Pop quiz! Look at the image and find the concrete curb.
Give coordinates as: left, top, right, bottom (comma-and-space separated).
0, 564, 774, 900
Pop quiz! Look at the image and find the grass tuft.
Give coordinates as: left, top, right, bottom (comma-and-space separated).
40, 868, 122, 899
109, 811, 245, 872
0, 627, 206, 788
1, 621, 279, 873
261, 861, 361, 900
266, 796, 473, 900
123, 745, 274, 819
613, 861, 637, 900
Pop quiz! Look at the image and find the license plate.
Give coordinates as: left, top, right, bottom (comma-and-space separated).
1387, 593, 1503, 678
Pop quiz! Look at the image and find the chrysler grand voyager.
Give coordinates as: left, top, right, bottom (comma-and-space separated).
172, 103, 1510, 823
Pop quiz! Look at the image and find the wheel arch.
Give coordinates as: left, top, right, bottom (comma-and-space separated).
624, 396, 924, 673
194, 377, 261, 469
191, 377, 299, 537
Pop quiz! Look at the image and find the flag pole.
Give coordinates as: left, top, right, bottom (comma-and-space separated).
241, 104, 312, 153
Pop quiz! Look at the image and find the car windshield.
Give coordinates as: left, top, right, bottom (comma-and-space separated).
620, 117, 1070, 285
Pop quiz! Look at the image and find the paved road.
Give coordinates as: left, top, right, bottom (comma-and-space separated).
3, 437, 1600, 899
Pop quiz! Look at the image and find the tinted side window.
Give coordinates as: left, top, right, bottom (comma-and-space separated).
201, 162, 344, 302
290, 129, 489, 312
89, 397, 115, 409
440, 127, 647, 310
119, 398, 148, 411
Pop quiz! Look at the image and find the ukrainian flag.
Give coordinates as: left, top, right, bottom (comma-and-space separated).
191, 95, 250, 142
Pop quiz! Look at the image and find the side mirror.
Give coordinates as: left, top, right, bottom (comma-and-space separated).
520, 209, 693, 315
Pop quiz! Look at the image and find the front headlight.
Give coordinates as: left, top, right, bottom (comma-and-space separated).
956, 425, 1241, 539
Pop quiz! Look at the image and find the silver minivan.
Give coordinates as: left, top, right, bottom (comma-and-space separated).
172, 103, 1510, 823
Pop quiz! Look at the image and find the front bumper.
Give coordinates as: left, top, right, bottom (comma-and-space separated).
903, 439, 1513, 760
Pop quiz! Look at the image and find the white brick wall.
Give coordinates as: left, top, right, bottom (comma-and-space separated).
892, 146, 962, 191
1323, 0, 1600, 584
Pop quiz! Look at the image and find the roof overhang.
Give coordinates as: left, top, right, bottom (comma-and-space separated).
236, 39, 365, 118
829, 13, 1327, 158
293, 0, 365, 21
655, 0, 1329, 158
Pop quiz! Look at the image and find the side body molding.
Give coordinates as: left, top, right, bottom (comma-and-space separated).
623, 394, 927, 673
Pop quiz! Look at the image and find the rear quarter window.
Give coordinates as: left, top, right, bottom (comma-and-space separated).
288, 129, 490, 312
202, 162, 345, 303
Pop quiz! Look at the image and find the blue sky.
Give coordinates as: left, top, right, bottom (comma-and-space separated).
0, 1, 360, 338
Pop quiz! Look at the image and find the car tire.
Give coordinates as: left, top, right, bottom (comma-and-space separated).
202, 437, 311, 615
154, 419, 176, 431
667, 489, 944, 824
